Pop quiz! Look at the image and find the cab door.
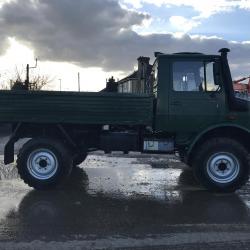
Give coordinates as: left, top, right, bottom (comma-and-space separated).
168, 59, 225, 132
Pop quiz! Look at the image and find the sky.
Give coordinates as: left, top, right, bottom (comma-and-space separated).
0, 0, 249, 91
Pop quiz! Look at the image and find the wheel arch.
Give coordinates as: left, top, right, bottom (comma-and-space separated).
187, 124, 250, 166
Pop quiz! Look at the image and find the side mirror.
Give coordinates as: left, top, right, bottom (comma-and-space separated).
213, 62, 221, 86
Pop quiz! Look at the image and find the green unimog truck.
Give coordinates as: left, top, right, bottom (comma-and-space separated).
1, 48, 250, 192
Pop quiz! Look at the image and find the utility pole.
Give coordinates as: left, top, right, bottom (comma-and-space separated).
78, 72, 81, 92
58, 79, 62, 91
26, 64, 29, 89
25, 58, 38, 90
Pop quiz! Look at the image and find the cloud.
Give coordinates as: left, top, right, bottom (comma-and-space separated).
0, 0, 249, 78
123, 0, 250, 35
0, 0, 150, 70
169, 16, 200, 32
122, 0, 250, 18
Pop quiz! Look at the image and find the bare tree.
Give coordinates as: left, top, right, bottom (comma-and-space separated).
9, 66, 52, 90
26, 74, 51, 90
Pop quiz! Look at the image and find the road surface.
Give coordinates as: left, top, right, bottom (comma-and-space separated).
0, 150, 250, 249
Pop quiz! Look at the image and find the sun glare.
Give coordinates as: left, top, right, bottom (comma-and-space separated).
3, 38, 35, 65
0, 38, 121, 92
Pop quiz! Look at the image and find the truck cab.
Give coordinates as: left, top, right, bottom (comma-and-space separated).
148, 48, 248, 142
154, 53, 225, 132
154, 49, 249, 133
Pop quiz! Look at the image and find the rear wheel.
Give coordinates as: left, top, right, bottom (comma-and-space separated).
193, 138, 250, 192
17, 138, 73, 190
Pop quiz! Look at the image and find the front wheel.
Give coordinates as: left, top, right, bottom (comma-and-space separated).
193, 138, 250, 192
17, 138, 73, 190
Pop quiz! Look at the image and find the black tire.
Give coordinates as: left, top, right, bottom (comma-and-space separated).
178, 150, 191, 167
193, 137, 250, 192
17, 138, 73, 190
178, 151, 186, 163
73, 153, 88, 166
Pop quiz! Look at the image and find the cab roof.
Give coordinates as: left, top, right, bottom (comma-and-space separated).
154, 51, 220, 59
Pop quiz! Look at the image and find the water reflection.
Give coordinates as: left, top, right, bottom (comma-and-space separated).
1, 167, 248, 241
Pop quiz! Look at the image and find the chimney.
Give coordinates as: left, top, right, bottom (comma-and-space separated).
105, 76, 118, 92
248, 78, 250, 94
137, 57, 150, 93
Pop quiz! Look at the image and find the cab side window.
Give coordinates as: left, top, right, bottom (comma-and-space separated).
173, 61, 217, 92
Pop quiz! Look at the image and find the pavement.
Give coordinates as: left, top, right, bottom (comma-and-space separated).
0, 134, 250, 248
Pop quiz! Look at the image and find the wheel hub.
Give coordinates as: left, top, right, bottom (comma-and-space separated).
207, 152, 240, 184
218, 162, 227, 172
27, 149, 59, 180
39, 159, 48, 168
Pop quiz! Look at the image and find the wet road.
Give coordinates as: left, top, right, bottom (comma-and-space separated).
1, 153, 250, 249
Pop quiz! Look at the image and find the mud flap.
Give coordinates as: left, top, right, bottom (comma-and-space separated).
4, 138, 15, 164
4, 123, 21, 165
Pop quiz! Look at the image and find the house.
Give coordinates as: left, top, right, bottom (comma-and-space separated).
118, 57, 153, 94
103, 56, 153, 94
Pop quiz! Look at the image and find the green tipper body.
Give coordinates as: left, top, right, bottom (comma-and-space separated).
0, 91, 154, 126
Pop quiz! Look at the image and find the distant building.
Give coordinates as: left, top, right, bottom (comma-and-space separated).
117, 71, 137, 93
102, 56, 153, 94
118, 57, 152, 94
